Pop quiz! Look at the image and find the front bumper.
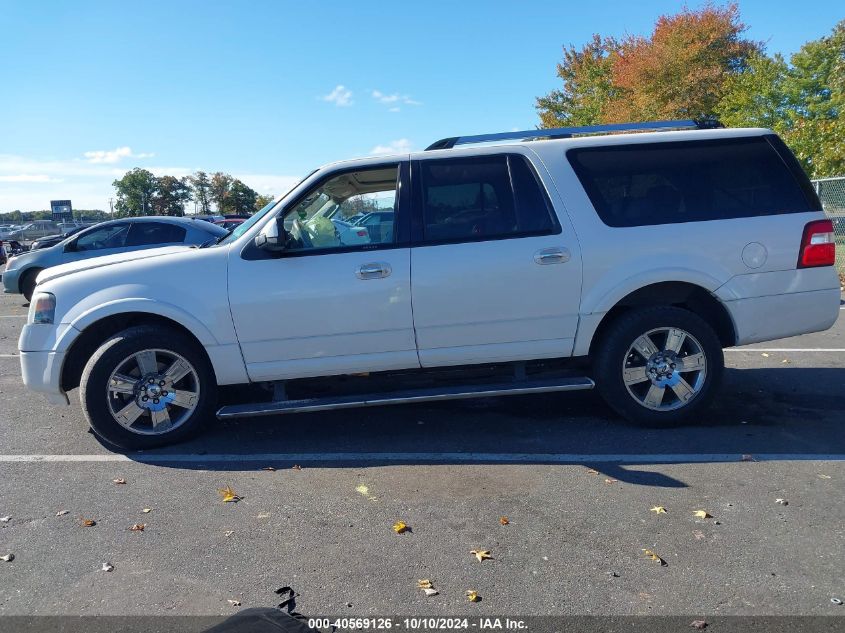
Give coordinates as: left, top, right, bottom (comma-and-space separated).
19, 350, 70, 405
2, 266, 21, 293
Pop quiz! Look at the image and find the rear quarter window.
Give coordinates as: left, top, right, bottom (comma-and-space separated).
567, 136, 821, 227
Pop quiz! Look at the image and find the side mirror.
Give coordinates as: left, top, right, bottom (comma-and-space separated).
254, 216, 288, 252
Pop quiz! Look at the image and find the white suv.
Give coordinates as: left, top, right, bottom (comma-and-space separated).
18, 121, 841, 449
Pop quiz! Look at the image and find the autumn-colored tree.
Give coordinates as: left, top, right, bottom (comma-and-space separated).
536, 34, 620, 127
607, 4, 759, 121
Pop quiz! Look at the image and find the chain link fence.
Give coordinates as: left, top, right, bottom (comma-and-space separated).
813, 176, 845, 281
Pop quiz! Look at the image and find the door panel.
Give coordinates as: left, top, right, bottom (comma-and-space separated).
412, 237, 580, 366
228, 249, 417, 381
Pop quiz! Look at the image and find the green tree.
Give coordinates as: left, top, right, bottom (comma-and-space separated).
189, 171, 212, 214
209, 172, 233, 214
715, 52, 789, 129
254, 193, 275, 212
779, 20, 845, 177
153, 176, 192, 216
536, 34, 620, 127
228, 180, 258, 214
112, 168, 158, 216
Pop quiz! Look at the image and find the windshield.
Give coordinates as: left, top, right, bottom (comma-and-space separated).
216, 171, 316, 246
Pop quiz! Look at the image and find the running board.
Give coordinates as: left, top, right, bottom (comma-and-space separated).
216, 376, 595, 419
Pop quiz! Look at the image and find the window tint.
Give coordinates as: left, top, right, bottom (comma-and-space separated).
126, 222, 187, 246
567, 136, 815, 227
420, 155, 557, 243
282, 165, 399, 253
74, 224, 130, 251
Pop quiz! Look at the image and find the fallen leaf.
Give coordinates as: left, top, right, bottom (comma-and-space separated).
227, 599, 241, 607
693, 510, 712, 519
0, 516, 10, 522
142, 508, 152, 514
262, 466, 276, 472
101, 562, 114, 572
80, 518, 97, 527
690, 620, 707, 630
604, 478, 618, 484
499, 516, 510, 525
392, 520, 408, 534
650, 506, 667, 514
818, 474, 832, 480
56, 510, 69, 516
417, 579, 433, 589
775, 498, 788, 505
113, 478, 127, 485
129, 523, 146, 532
781, 359, 790, 364
741, 454, 755, 462
585, 468, 599, 475
470, 549, 492, 562
466, 590, 480, 602
291, 465, 302, 471
217, 485, 241, 503
642, 549, 667, 566
1, 554, 13, 562
224, 530, 234, 537
761, 353, 769, 357
423, 588, 438, 597
256, 512, 271, 519
693, 530, 705, 540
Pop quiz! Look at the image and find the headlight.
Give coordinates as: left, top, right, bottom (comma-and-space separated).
29, 292, 56, 324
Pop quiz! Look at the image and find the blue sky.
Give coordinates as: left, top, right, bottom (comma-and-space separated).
0, 0, 842, 211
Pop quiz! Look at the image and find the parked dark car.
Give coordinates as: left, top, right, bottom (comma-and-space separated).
30, 225, 90, 250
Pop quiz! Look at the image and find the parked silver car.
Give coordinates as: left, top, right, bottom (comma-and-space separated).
2, 216, 227, 300
3, 220, 61, 241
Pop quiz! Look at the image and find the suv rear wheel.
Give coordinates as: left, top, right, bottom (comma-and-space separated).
80, 325, 217, 449
593, 306, 723, 425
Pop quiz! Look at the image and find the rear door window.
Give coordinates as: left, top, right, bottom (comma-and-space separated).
126, 222, 187, 246
567, 136, 819, 227
416, 154, 558, 244
75, 224, 131, 251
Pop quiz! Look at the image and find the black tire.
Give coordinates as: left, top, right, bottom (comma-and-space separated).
592, 306, 724, 426
20, 268, 42, 302
79, 325, 217, 450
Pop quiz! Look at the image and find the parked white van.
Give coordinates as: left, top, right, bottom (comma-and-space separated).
18, 121, 840, 449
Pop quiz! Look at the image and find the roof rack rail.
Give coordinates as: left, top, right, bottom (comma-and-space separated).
425, 119, 723, 151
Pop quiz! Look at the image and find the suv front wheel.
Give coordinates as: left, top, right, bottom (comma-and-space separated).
593, 306, 724, 425
80, 325, 217, 449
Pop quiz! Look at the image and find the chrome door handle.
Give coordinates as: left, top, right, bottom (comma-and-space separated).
534, 247, 570, 265
356, 262, 392, 280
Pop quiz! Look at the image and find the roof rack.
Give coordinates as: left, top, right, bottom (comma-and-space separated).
424, 119, 723, 151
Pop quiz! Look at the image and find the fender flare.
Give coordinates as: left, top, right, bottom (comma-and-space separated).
62, 298, 220, 350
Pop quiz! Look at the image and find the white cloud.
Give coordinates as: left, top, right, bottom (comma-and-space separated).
83, 146, 154, 164
234, 173, 302, 197
369, 139, 413, 155
388, 107, 401, 113
0, 174, 64, 183
371, 90, 422, 107
321, 84, 353, 107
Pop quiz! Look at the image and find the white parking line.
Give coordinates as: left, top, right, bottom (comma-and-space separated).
726, 348, 845, 352
0, 315, 25, 318
0, 452, 842, 464
0, 354, 17, 358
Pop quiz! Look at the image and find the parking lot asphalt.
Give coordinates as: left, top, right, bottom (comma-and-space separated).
0, 279, 843, 618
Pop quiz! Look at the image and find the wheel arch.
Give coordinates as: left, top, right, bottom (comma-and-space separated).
61, 312, 217, 392
586, 281, 737, 357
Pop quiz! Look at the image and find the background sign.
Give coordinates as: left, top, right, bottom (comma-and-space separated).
50, 199, 73, 222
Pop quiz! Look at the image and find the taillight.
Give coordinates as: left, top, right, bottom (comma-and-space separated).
797, 219, 835, 268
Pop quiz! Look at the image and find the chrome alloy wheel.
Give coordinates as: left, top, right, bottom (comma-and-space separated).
622, 327, 707, 411
106, 349, 200, 435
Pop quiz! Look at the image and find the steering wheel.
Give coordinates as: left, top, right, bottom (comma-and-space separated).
291, 218, 314, 249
